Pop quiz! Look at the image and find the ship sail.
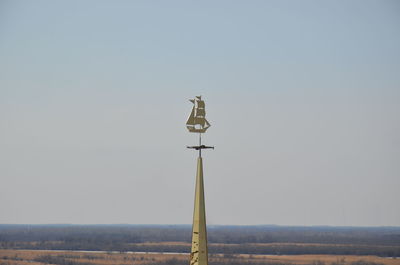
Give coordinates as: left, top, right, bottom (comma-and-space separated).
197, 100, 205, 108
196, 108, 205, 117
194, 117, 206, 127
186, 96, 211, 133
187, 107, 196, 125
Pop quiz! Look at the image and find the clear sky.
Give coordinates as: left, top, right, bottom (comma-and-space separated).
1, 0, 399, 226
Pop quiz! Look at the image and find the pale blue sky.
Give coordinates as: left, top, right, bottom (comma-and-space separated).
1, 0, 399, 226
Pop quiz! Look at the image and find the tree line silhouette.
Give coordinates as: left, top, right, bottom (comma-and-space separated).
0, 225, 399, 257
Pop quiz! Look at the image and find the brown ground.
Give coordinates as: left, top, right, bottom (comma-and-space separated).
0, 249, 399, 265
238, 254, 400, 265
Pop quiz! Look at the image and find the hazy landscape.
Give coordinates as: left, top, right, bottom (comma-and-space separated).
1, 225, 399, 265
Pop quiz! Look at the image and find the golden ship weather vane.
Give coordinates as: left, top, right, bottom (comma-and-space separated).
186, 96, 213, 265
186, 96, 214, 155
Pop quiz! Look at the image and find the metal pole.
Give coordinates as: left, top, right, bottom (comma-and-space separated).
199, 133, 202, 157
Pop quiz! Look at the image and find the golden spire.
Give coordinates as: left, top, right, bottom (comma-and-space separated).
186, 96, 213, 265
190, 157, 208, 265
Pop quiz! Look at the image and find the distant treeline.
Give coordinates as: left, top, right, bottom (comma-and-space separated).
0, 225, 399, 257
1, 225, 400, 245
28, 255, 387, 265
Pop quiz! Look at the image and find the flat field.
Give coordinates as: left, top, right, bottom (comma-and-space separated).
1, 249, 399, 265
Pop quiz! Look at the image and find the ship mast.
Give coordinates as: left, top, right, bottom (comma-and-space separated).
186, 96, 214, 265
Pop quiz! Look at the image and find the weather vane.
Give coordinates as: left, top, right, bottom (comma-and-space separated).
186, 95, 213, 265
186, 95, 214, 155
